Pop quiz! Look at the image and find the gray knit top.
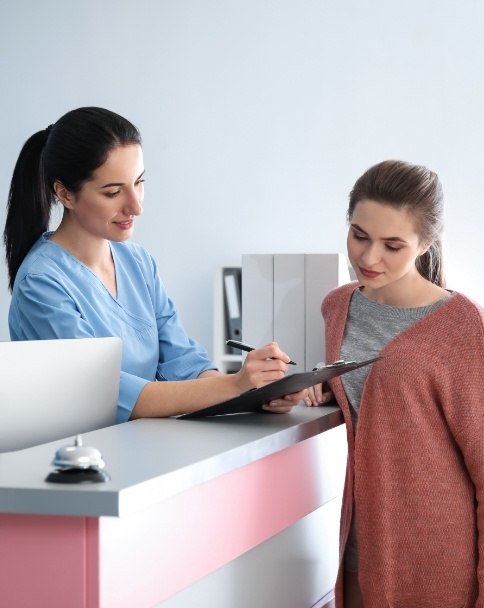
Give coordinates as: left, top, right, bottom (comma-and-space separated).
341, 288, 453, 428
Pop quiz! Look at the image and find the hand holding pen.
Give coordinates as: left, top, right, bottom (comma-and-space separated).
227, 340, 304, 413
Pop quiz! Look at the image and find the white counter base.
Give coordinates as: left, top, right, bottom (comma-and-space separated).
158, 498, 342, 608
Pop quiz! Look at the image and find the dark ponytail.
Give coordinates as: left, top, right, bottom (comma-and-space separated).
3, 107, 141, 291
416, 239, 444, 288
4, 129, 54, 291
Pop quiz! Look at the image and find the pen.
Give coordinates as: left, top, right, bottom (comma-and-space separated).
226, 339, 297, 365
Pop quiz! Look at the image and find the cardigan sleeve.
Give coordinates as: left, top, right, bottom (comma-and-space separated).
439, 302, 484, 604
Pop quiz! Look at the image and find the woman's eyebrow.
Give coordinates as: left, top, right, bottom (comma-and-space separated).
350, 223, 408, 243
350, 223, 368, 235
100, 170, 145, 189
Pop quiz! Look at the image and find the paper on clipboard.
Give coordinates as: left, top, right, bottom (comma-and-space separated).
178, 357, 380, 419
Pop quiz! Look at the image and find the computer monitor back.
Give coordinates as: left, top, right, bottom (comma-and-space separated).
0, 337, 122, 452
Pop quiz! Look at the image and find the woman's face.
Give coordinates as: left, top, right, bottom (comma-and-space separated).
59, 144, 145, 242
347, 199, 428, 292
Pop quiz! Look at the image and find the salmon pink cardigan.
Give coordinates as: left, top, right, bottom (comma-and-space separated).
323, 282, 484, 608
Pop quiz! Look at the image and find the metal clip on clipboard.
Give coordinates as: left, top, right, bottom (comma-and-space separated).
312, 359, 357, 371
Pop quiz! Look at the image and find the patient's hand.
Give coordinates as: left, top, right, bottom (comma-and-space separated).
262, 388, 308, 413
305, 383, 334, 407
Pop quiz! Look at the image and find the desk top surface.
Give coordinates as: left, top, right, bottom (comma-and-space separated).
0, 405, 343, 518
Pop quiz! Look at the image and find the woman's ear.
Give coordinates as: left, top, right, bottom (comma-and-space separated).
53, 181, 75, 210
419, 240, 432, 256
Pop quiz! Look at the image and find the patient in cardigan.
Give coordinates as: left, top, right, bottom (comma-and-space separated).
309, 160, 484, 608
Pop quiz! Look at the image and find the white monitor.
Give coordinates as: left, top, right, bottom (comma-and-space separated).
0, 337, 122, 452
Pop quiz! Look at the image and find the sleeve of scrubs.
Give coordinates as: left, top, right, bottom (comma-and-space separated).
136, 252, 217, 381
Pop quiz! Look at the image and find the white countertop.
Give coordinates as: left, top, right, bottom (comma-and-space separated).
0, 405, 343, 518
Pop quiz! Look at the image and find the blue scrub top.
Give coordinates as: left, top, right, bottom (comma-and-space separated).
9, 233, 216, 422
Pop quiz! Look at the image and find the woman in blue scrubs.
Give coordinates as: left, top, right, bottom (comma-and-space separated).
4, 107, 303, 422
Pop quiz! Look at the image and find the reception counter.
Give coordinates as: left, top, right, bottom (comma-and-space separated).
0, 405, 347, 608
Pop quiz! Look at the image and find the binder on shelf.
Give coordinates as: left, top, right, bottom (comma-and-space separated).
223, 267, 242, 353
273, 254, 305, 373
242, 254, 274, 348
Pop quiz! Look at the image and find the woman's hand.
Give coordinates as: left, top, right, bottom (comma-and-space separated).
304, 383, 334, 407
233, 342, 292, 392
233, 342, 303, 413
262, 388, 308, 413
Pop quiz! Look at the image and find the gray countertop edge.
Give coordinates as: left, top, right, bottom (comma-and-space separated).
0, 406, 344, 518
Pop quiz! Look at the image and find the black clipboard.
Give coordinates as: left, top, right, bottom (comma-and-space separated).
178, 357, 380, 419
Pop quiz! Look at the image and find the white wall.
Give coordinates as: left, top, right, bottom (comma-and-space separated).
1, 0, 483, 354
